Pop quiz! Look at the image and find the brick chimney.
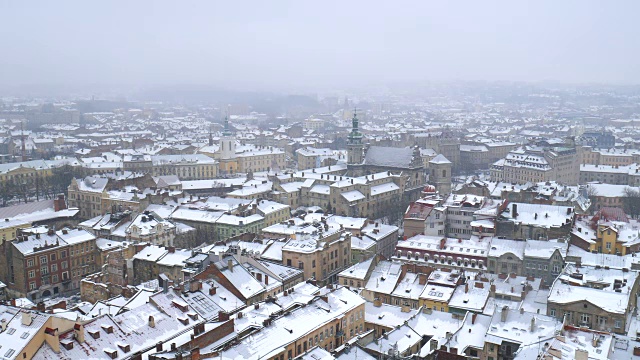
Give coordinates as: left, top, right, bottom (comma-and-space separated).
44, 327, 60, 353
54, 194, 67, 212
74, 323, 85, 343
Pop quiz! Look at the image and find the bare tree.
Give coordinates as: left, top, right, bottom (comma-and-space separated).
623, 187, 640, 219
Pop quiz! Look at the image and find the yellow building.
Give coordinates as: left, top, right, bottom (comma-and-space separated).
419, 284, 454, 312
0, 219, 30, 242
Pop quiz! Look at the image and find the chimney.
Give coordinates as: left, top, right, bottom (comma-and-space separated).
44, 327, 60, 353
520, 307, 524, 314
418, 273, 427, 285
574, 349, 588, 360
567, 207, 572, 215
189, 280, 202, 293
373, 298, 382, 307
530, 316, 536, 332
209, 286, 217, 296
0, 319, 6, 332
264, 275, 269, 285
227, 258, 233, 272
148, 315, 155, 328
47, 229, 54, 236
512, 203, 518, 218
21, 312, 33, 326
218, 311, 229, 321
168, 246, 175, 253
465, 283, 469, 293
401, 303, 411, 313
73, 323, 85, 343
471, 313, 477, 325
500, 306, 508, 322
191, 347, 201, 360
156, 342, 163, 352
54, 194, 67, 212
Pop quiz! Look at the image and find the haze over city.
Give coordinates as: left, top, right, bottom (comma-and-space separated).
1, 1, 640, 94
1, 2, 640, 360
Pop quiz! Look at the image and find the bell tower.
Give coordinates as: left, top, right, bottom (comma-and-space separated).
347, 109, 364, 166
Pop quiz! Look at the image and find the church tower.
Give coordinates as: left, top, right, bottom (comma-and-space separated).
219, 116, 237, 174
347, 109, 364, 167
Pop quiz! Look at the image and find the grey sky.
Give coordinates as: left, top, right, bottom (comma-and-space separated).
1, 1, 639, 91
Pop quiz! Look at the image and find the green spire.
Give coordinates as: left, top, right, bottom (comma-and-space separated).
223, 116, 232, 136
348, 107, 362, 143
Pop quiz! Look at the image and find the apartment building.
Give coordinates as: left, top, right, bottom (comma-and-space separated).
1, 227, 97, 301
282, 229, 351, 286
547, 264, 640, 334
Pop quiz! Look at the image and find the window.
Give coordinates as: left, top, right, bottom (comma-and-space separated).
615, 320, 622, 329
312, 260, 316, 268
50, 253, 56, 261
606, 242, 612, 250
550, 309, 556, 317
29, 282, 36, 290
580, 313, 590, 324
28, 270, 35, 279
27, 259, 34, 267
41, 266, 48, 275
39, 256, 47, 264
51, 264, 58, 272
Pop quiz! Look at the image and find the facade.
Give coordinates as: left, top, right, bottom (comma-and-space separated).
496, 202, 575, 240
491, 144, 579, 185
570, 208, 640, 255
67, 176, 109, 219
125, 212, 177, 246
282, 230, 351, 286
429, 154, 452, 195
1, 228, 97, 301
547, 264, 640, 334
150, 154, 217, 180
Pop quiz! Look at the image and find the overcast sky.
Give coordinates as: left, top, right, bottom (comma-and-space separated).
1, 1, 638, 92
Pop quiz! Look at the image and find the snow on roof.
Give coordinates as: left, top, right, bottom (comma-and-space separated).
448, 280, 490, 312
339, 257, 374, 280
524, 239, 568, 259
549, 264, 637, 314
133, 245, 168, 262
341, 190, 365, 202
0, 307, 51, 359
488, 238, 526, 259
370, 182, 399, 196
502, 202, 574, 228
309, 184, 330, 195
419, 284, 455, 303
218, 258, 266, 300
364, 302, 418, 329
486, 308, 560, 347
364, 261, 403, 295
156, 248, 192, 267
219, 287, 364, 360
35, 292, 197, 360
364, 146, 415, 168
446, 312, 492, 355
429, 154, 451, 164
